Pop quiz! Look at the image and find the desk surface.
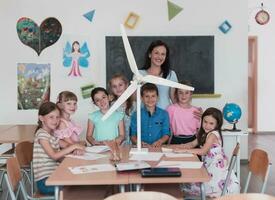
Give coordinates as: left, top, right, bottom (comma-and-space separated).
47, 146, 210, 186
215, 193, 275, 200
0, 125, 37, 143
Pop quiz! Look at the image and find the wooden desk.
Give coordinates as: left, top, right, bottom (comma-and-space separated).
47, 146, 210, 200
0, 125, 36, 144
215, 193, 275, 200
0, 125, 36, 150
0, 125, 16, 133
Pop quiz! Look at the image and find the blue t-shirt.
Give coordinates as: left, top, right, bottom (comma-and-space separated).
139, 69, 178, 109
130, 106, 170, 144
88, 110, 124, 141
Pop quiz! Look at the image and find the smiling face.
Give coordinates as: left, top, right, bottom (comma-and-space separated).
149, 45, 167, 68
39, 109, 60, 133
142, 90, 158, 110
93, 91, 110, 111
110, 77, 128, 97
59, 100, 77, 115
177, 89, 192, 106
202, 115, 217, 133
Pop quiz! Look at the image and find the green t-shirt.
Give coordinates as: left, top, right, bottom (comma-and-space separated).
88, 110, 124, 141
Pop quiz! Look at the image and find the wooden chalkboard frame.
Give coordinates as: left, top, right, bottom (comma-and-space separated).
106, 36, 214, 94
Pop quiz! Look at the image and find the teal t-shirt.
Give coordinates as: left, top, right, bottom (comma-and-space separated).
88, 110, 124, 141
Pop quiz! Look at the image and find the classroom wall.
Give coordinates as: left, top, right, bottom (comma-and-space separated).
0, 1, 248, 133
248, 0, 275, 132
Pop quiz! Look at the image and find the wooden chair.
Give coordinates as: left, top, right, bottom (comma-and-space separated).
104, 191, 179, 200
221, 142, 240, 196
243, 149, 272, 193
59, 185, 112, 200
4, 157, 54, 200
15, 141, 34, 196
141, 183, 184, 200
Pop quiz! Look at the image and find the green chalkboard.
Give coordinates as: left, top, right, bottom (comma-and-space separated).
106, 36, 214, 94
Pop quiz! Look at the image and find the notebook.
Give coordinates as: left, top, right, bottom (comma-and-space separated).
140, 167, 182, 177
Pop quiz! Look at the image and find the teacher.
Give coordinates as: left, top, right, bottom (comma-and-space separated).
139, 40, 178, 109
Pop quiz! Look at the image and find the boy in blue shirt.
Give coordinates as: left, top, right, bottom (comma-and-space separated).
130, 83, 170, 147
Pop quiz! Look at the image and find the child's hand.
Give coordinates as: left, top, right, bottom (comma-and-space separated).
73, 149, 85, 155
141, 142, 150, 148
193, 107, 203, 119
104, 140, 121, 161
72, 143, 85, 151
151, 140, 162, 148
173, 148, 189, 153
92, 140, 104, 146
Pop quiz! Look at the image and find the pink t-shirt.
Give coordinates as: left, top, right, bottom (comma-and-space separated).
166, 104, 200, 136
54, 119, 82, 142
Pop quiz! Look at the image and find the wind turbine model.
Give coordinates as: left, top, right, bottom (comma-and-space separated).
102, 25, 194, 152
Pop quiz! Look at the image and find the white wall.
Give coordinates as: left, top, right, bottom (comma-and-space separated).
0, 0, 248, 139
249, 0, 275, 132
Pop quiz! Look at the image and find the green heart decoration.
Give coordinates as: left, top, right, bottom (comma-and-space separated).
16, 17, 62, 56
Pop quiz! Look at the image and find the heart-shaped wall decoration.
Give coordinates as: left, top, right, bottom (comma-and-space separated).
16, 17, 62, 56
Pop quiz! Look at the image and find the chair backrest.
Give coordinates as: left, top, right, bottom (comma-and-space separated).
221, 142, 240, 196
243, 148, 272, 193
104, 191, 178, 200
4, 157, 22, 200
15, 141, 33, 167
6, 157, 21, 192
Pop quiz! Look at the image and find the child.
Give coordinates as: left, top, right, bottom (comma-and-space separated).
175, 107, 239, 198
33, 102, 84, 195
55, 91, 82, 146
109, 74, 136, 144
130, 83, 170, 147
86, 87, 125, 145
166, 80, 202, 144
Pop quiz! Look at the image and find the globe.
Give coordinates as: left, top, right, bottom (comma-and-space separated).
223, 103, 242, 131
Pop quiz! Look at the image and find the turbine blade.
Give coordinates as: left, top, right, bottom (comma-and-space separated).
142, 75, 194, 91
120, 24, 140, 76
102, 81, 138, 121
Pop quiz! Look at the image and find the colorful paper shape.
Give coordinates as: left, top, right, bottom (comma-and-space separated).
83, 10, 95, 22
17, 63, 51, 110
63, 41, 91, 77
81, 84, 95, 99
219, 20, 232, 34
16, 17, 62, 56
167, 0, 183, 21
124, 12, 140, 29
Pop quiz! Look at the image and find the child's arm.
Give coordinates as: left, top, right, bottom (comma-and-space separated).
181, 134, 218, 156
151, 135, 170, 147
39, 139, 84, 161
56, 120, 75, 148
181, 139, 198, 149
86, 119, 103, 145
115, 120, 125, 145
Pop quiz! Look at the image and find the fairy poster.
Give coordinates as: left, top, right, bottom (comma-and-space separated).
17, 63, 50, 110
62, 36, 91, 77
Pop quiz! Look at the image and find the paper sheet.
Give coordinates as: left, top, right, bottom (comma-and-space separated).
66, 152, 107, 160
157, 161, 203, 169
129, 152, 163, 161
115, 161, 151, 171
85, 145, 110, 153
164, 152, 193, 158
68, 164, 115, 174
161, 147, 173, 153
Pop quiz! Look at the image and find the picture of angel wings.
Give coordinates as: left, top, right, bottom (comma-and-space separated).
63, 41, 90, 77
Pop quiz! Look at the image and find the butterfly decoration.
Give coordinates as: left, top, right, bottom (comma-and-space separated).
63, 41, 90, 77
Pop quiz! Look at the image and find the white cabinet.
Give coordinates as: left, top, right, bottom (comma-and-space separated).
222, 131, 248, 181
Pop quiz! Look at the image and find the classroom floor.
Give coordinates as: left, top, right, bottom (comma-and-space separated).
1, 133, 274, 199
